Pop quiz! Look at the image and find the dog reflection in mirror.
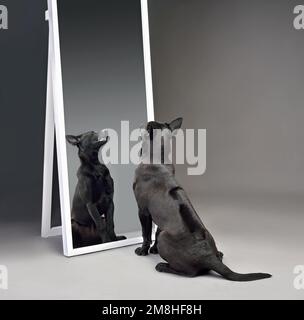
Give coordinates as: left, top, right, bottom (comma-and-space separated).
66, 131, 126, 248
133, 118, 271, 281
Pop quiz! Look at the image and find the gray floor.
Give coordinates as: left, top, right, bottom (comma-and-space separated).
0, 195, 303, 300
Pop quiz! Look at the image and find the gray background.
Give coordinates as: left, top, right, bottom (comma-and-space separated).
58, 0, 146, 235
150, 0, 304, 198
0, 0, 303, 300
1, 0, 303, 225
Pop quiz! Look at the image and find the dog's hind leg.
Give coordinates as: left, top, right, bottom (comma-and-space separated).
105, 200, 126, 241
150, 227, 161, 254
105, 200, 116, 240
72, 220, 82, 248
217, 251, 224, 261
135, 208, 152, 256
155, 263, 198, 277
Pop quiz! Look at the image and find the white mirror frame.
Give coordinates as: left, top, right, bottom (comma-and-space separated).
41, 0, 155, 257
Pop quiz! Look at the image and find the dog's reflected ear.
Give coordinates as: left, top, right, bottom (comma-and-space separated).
168, 117, 183, 131
66, 135, 80, 146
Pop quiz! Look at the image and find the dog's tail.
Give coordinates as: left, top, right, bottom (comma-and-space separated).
208, 257, 272, 282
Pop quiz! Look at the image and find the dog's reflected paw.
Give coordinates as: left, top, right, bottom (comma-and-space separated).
116, 235, 127, 241
149, 246, 158, 254
135, 246, 150, 256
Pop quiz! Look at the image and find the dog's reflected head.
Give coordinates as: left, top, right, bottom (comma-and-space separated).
66, 131, 108, 163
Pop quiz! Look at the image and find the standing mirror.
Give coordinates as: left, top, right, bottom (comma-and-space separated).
48, 0, 154, 256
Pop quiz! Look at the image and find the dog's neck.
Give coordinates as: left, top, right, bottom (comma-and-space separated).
79, 155, 102, 169
141, 140, 172, 165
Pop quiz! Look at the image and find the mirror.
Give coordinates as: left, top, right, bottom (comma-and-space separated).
49, 0, 154, 256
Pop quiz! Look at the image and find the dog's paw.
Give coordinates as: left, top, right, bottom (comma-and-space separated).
135, 246, 150, 256
149, 246, 158, 254
155, 263, 168, 273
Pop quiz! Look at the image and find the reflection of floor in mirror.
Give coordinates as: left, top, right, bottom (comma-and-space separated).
0, 194, 303, 300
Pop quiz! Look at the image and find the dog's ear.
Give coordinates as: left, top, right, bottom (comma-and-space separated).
94, 136, 109, 149
66, 135, 80, 146
146, 122, 153, 137
168, 117, 183, 131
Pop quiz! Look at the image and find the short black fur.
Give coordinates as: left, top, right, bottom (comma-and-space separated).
66, 131, 126, 248
133, 118, 272, 281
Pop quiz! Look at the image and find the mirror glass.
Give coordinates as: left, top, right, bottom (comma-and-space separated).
57, 0, 148, 249
51, 144, 61, 228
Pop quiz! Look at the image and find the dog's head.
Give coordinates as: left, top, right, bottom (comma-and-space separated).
141, 118, 183, 163
66, 131, 108, 163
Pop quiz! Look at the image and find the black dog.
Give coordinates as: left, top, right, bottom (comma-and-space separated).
133, 118, 272, 281
66, 131, 126, 248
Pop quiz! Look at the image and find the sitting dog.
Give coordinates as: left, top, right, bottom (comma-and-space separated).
66, 131, 126, 248
133, 118, 271, 281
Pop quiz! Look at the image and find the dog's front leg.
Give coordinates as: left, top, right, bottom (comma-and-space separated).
150, 227, 161, 254
86, 202, 110, 243
135, 208, 152, 256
